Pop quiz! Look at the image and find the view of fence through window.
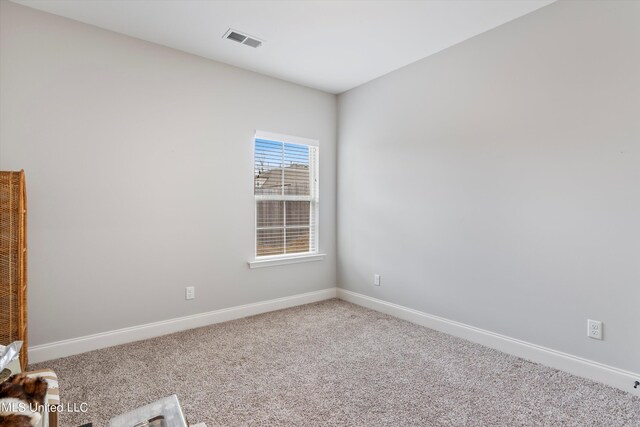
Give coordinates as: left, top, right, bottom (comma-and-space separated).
254, 138, 318, 257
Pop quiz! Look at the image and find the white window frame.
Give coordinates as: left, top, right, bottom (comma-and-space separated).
248, 130, 324, 268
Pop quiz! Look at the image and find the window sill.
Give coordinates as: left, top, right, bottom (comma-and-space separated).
248, 253, 325, 269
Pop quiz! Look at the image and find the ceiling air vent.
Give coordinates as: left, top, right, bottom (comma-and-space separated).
223, 29, 264, 48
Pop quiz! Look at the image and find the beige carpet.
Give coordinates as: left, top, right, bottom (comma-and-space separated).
31, 299, 639, 426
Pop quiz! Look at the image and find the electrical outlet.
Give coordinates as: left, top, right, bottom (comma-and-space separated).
374, 274, 381, 286
185, 286, 195, 300
587, 319, 602, 340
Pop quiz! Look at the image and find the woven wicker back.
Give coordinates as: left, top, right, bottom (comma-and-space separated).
0, 170, 28, 369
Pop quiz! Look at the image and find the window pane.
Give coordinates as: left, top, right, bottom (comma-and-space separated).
254, 136, 318, 258
286, 227, 310, 254
286, 201, 310, 227
255, 139, 283, 196
283, 143, 310, 196
257, 228, 284, 257
257, 201, 284, 228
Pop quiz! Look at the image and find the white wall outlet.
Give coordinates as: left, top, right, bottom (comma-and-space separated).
374, 274, 381, 286
587, 319, 602, 340
185, 286, 195, 300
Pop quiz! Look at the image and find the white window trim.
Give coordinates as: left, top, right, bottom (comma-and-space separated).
248, 253, 325, 269
255, 130, 319, 147
250, 130, 321, 267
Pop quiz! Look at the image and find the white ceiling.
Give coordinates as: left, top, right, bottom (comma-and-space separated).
12, 0, 555, 94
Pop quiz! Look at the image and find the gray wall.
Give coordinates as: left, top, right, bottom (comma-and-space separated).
338, 0, 640, 373
0, 1, 337, 346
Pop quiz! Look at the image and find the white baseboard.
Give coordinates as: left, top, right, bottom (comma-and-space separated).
29, 287, 337, 364
337, 289, 640, 396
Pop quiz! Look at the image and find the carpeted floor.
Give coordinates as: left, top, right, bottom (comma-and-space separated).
31, 299, 639, 426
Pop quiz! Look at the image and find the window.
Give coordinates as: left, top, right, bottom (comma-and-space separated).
254, 131, 319, 259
